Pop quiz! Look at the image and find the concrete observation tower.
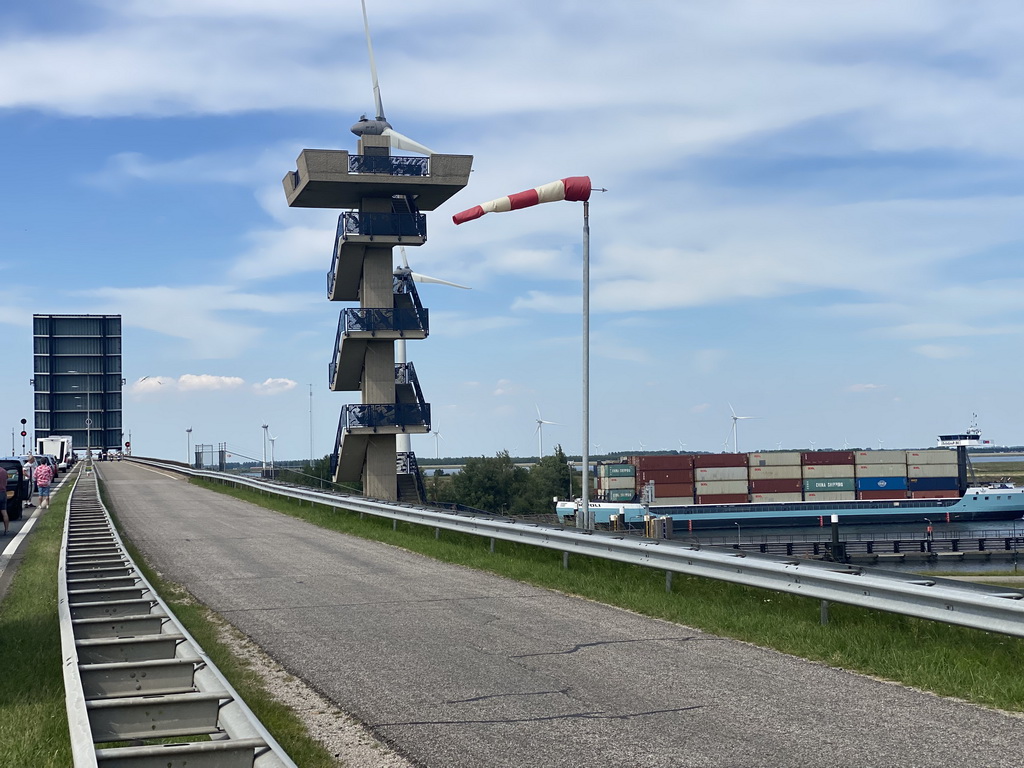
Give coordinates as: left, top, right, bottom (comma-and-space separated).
283, 134, 472, 501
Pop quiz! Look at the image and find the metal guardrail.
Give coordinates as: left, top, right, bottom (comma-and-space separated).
58, 468, 298, 768
128, 459, 1024, 639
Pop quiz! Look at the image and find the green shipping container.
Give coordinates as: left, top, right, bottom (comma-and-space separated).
803, 477, 855, 492
597, 463, 636, 478
603, 488, 636, 502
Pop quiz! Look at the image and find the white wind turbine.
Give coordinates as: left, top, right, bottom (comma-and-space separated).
393, 247, 470, 457
729, 404, 758, 453
431, 426, 444, 459
351, 0, 436, 156
535, 405, 561, 460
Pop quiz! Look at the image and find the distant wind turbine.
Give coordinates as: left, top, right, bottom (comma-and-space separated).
432, 427, 444, 459
535, 406, 560, 459
729, 404, 758, 453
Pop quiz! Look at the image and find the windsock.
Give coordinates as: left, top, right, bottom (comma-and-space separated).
453, 176, 592, 225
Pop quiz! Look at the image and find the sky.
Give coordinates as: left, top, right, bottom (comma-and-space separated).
3, 0, 1024, 464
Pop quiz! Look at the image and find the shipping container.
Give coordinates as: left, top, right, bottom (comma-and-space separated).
804, 477, 856, 492
597, 463, 635, 478
637, 468, 694, 485
856, 476, 909, 491
801, 451, 855, 465
695, 466, 748, 482
750, 492, 804, 503
803, 491, 857, 501
653, 482, 695, 498
802, 464, 855, 478
854, 463, 907, 477
694, 480, 749, 495
747, 465, 803, 480
908, 464, 960, 478
596, 475, 634, 490
907, 476, 959, 491
857, 490, 909, 500
910, 490, 957, 499
694, 453, 748, 468
696, 493, 749, 505
653, 496, 698, 506
905, 449, 959, 465
854, 450, 911, 465
629, 455, 694, 470
600, 488, 636, 502
749, 478, 803, 494
747, 451, 802, 467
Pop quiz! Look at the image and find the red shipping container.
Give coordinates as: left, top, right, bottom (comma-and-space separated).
694, 453, 749, 468
629, 454, 694, 470
801, 451, 855, 465
696, 493, 749, 505
654, 482, 695, 498
857, 490, 908, 500
637, 469, 695, 484
748, 478, 802, 494
910, 490, 957, 499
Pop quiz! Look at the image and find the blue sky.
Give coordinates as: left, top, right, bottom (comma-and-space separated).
3, 0, 1024, 463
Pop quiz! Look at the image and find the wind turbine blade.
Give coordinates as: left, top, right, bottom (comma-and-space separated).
399, 246, 410, 270
360, 0, 385, 121
383, 127, 436, 156
411, 271, 471, 290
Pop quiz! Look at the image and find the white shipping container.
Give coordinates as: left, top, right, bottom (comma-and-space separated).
750, 493, 804, 503
854, 450, 910, 465
854, 463, 907, 477
802, 464, 855, 478
908, 465, 960, 479
747, 451, 802, 467
747, 465, 803, 480
695, 466, 747, 482
905, 449, 959, 465
652, 496, 698, 506
596, 475, 636, 490
803, 491, 857, 502
694, 480, 749, 495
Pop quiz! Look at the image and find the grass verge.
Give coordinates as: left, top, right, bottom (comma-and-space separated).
0, 489, 72, 768
192, 477, 1024, 713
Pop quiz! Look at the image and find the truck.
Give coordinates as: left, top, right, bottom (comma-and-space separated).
36, 435, 74, 471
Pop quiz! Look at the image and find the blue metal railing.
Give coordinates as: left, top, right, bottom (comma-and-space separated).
340, 402, 431, 432
339, 307, 428, 336
395, 362, 427, 406
338, 211, 426, 240
348, 154, 428, 176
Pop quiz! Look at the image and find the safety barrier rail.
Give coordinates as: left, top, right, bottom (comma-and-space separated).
58, 469, 297, 768
126, 459, 1024, 639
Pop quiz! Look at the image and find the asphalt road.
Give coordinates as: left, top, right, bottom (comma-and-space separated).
97, 462, 1024, 768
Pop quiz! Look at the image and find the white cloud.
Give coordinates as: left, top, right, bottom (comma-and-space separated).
846, 383, 886, 393
252, 377, 298, 395
914, 344, 969, 359
179, 374, 245, 391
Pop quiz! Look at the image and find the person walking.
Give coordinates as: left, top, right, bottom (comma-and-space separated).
34, 459, 54, 509
23, 455, 35, 508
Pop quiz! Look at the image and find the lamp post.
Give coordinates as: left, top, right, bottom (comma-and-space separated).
186, 427, 193, 467
734, 521, 741, 546
269, 435, 277, 475
262, 423, 269, 477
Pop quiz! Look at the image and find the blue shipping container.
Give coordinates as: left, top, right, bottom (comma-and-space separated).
908, 476, 959, 491
856, 476, 908, 491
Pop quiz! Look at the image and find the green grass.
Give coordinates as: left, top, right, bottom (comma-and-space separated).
191, 477, 1024, 713
0, 488, 73, 768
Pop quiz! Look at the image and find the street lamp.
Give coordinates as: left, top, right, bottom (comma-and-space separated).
186, 427, 193, 466
269, 435, 277, 474
734, 521, 741, 547
262, 424, 269, 477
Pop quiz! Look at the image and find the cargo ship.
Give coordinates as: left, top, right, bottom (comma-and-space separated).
556, 430, 1024, 530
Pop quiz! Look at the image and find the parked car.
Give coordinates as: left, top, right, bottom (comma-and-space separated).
0, 457, 29, 521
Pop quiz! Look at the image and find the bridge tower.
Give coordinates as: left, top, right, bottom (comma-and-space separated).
283, 138, 472, 501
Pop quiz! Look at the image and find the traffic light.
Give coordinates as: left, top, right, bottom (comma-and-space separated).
125, 441, 131, 448
20, 430, 26, 437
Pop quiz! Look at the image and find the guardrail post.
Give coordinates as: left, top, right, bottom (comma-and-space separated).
489, 538, 495, 554
393, 519, 398, 531
562, 551, 569, 569
435, 527, 440, 539
820, 599, 829, 626
665, 571, 673, 593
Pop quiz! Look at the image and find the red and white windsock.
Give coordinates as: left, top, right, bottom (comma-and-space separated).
453, 176, 592, 225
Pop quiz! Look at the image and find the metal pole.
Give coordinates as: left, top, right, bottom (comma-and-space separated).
262, 424, 269, 477
580, 200, 591, 530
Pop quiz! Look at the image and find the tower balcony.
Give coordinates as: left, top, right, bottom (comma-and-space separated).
283, 149, 473, 211
328, 210, 427, 301
337, 402, 430, 438
329, 311, 428, 392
